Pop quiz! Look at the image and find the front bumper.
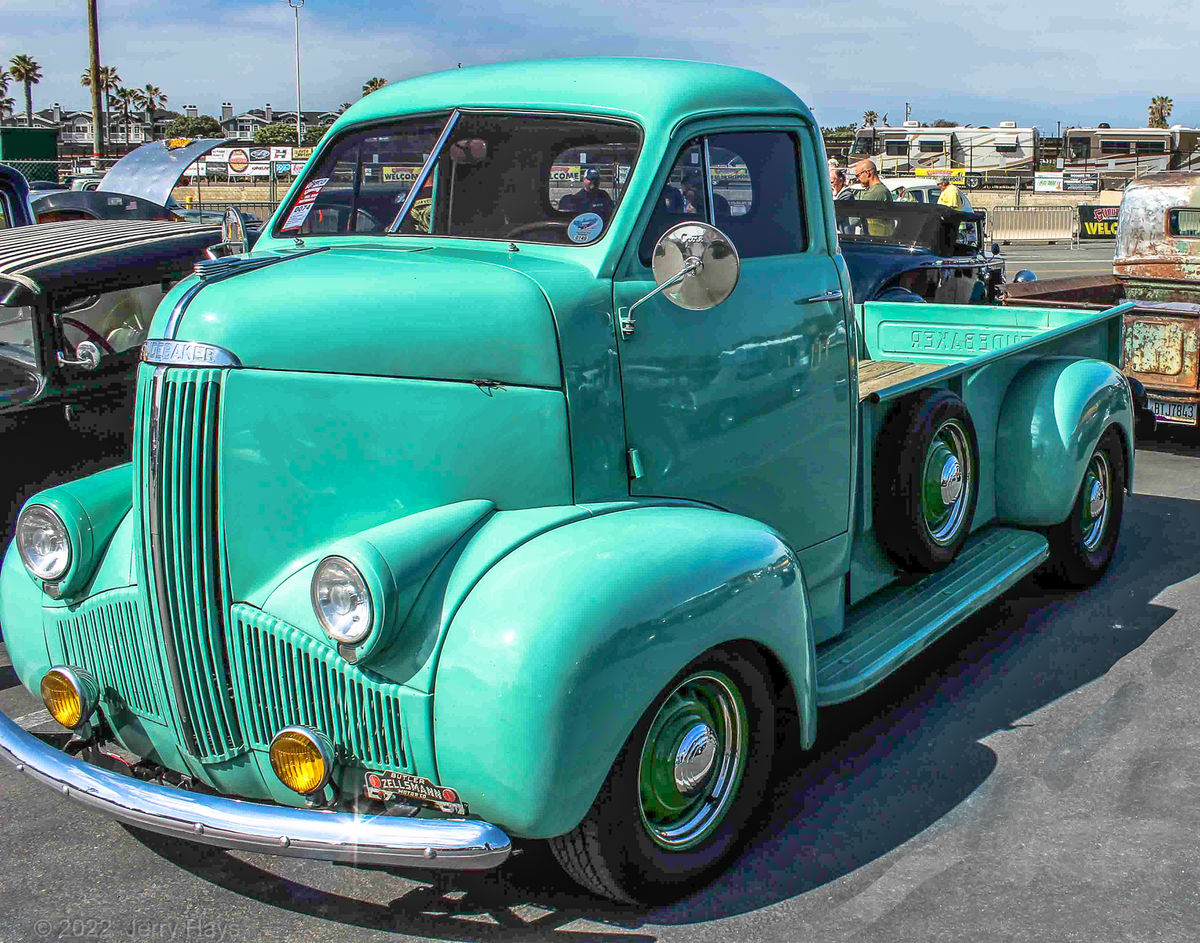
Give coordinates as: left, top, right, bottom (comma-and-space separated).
0, 710, 512, 870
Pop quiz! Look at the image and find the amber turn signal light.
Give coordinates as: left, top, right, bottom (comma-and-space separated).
40, 667, 99, 730
269, 726, 334, 795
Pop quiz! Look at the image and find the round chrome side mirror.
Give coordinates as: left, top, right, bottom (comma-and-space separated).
651, 222, 740, 311
1014, 269, 1037, 283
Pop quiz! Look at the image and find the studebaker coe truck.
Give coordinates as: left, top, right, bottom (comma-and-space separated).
0, 59, 1136, 904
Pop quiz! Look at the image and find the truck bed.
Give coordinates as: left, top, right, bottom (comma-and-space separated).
857, 360, 945, 402
855, 301, 1130, 403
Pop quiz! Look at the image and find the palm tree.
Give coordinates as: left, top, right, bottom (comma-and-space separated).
80, 65, 120, 145
1148, 95, 1174, 129
862, 110, 879, 128
362, 77, 387, 96
112, 87, 143, 147
337, 101, 353, 114
138, 83, 167, 139
9, 55, 42, 127
0, 68, 10, 98
0, 98, 14, 121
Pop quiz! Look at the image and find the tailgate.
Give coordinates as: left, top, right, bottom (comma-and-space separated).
1122, 301, 1200, 395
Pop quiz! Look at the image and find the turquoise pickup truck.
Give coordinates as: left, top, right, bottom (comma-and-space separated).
0, 59, 1138, 904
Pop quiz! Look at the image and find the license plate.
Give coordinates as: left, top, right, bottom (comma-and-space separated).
363, 771, 469, 814
1149, 397, 1198, 425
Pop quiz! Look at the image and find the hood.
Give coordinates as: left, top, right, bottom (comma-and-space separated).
164, 244, 563, 387
99, 138, 231, 208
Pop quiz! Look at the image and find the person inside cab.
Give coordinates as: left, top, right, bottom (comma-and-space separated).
560, 168, 615, 217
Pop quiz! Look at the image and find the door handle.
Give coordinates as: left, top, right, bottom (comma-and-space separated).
797, 289, 844, 305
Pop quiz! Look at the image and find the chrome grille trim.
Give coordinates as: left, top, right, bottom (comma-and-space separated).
140, 366, 244, 762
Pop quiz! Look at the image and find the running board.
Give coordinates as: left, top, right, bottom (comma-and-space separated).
816, 527, 1049, 706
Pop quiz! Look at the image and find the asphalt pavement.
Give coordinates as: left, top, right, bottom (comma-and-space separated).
3, 428, 1200, 942
1001, 240, 1116, 279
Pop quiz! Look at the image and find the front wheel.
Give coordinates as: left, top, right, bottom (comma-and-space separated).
549, 646, 776, 904
1043, 427, 1126, 587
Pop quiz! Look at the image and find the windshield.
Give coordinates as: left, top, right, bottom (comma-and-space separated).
276, 111, 641, 245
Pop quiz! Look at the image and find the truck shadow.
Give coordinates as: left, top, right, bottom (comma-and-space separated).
130, 490, 1196, 937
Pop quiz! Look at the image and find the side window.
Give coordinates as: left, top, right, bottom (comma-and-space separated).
0, 193, 11, 230
707, 131, 806, 259
638, 141, 706, 264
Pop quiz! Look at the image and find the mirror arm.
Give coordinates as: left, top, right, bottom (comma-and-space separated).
619, 256, 701, 338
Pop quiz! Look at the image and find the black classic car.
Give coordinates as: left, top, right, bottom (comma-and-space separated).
0, 164, 222, 529
837, 200, 1006, 304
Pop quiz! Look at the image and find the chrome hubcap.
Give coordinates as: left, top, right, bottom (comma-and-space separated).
940, 455, 963, 506
922, 419, 973, 545
674, 723, 718, 795
1080, 451, 1111, 552
638, 672, 748, 851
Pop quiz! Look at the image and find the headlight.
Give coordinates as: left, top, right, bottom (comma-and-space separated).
17, 505, 72, 581
311, 555, 373, 644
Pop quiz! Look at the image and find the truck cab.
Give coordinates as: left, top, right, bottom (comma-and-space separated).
0, 59, 1135, 904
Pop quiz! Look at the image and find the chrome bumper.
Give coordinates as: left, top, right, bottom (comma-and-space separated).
0, 710, 511, 869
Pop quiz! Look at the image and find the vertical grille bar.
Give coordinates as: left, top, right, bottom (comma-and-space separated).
140, 366, 244, 762
227, 605, 409, 771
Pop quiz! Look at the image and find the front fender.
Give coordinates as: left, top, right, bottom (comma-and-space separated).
995, 358, 1133, 526
432, 505, 814, 839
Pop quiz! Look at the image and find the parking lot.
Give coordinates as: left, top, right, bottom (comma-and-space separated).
3, 415, 1199, 943
1002, 240, 1116, 280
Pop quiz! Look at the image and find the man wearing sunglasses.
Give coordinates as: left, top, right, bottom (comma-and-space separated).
851, 158, 892, 203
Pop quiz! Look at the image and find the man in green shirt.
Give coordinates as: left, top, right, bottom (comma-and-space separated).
851, 158, 893, 235
852, 159, 892, 202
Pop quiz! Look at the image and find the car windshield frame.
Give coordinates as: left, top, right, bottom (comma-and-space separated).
271, 108, 644, 247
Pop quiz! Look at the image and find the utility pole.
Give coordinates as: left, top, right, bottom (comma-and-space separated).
87, 0, 104, 163
904, 102, 911, 123
287, 0, 304, 147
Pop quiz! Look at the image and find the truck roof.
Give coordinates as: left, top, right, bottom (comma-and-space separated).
331, 58, 811, 134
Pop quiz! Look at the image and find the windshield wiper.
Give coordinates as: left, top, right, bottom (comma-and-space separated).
387, 109, 461, 234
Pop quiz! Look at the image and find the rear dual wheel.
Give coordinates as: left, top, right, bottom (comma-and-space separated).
550, 647, 775, 904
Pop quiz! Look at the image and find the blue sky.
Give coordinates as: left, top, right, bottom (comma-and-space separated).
2, 0, 1194, 130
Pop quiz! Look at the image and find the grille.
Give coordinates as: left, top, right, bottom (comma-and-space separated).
228, 604, 409, 770
136, 365, 244, 762
51, 587, 164, 722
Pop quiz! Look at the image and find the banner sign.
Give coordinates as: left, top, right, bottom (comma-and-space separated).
293, 147, 314, 160
245, 162, 271, 177
227, 148, 251, 173
550, 164, 581, 183
271, 146, 292, 161
1079, 204, 1119, 239
1063, 171, 1100, 193
207, 147, 231, 163
1035, 172, 1064, 193
915, 167, 966, 184
381, 165, 422, 184
273, 161, 296, 176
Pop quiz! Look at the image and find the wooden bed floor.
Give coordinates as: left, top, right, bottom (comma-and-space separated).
858, 359, 946, 401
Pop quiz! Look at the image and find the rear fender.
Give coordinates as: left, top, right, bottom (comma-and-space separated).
995, 358, 1133, 526
433, 506, 814, 839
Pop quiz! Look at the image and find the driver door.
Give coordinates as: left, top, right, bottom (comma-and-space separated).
614, 126, 853, 553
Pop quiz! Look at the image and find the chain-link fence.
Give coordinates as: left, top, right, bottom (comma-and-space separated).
0, 157, 120, 185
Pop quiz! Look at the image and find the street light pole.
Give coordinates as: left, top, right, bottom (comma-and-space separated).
287, 0, 304, 147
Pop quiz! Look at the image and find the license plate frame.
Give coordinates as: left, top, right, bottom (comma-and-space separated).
1149, 396, 1198, 425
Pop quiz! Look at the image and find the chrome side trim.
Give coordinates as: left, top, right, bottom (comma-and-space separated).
145, 366, 200, 756
388, 110, 461, 233
141, 340, 241, 368
0, 711, 512, 869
